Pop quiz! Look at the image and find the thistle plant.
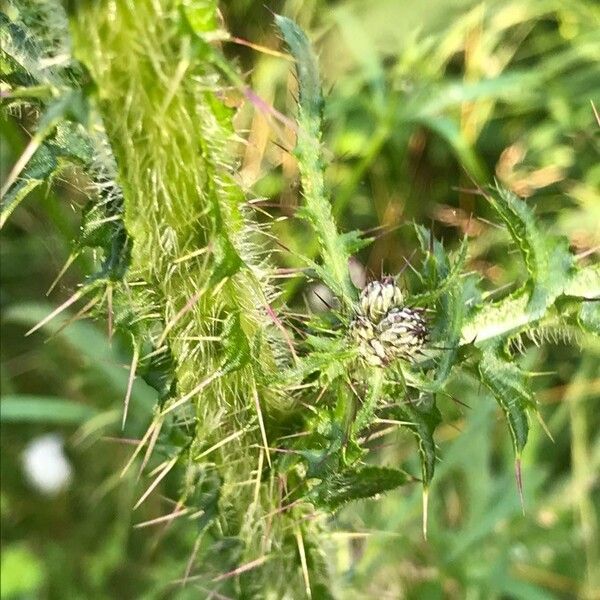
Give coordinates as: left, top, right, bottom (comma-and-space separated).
1, 1, 599, 597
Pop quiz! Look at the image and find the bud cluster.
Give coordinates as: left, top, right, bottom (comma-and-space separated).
350, 277, 427, 367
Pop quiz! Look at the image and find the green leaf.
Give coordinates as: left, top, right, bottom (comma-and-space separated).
309, 466, 410, 511
412, 229, 470, 390
477, 346, 533, 458
579, 300, 600, 335
1, 121, 93, 227
209, 234, 243, 285
220, 312, 251, 375
275, 15, 356, 306
487, 186, 574, 317
460, 192, 594, 346
565, 262, 600, 299
181, 0, 219, 34
387, 399, 441, 488
274, 15, 323, 120
0, 395, 97, 424
461, 290, 530, 345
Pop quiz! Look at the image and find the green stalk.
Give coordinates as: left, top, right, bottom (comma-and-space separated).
276, 15, 357, 307
67, 2, 315, 594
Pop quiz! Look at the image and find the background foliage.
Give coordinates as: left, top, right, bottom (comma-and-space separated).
1, 0, 599, 598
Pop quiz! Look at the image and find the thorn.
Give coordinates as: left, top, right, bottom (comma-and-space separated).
422, 487, 429, 540
591, 100, 600, 127
536, 411, 554, 443
51, 294, 100, 338
133, 456, 178, 510
194, 428, 248, 461
25, 289, 85, 336
0, 132, 43, 209
122, 342, 139, 430
445, 393, 471, 410
121, 418, 158, 478
398, 250, 417, 276
133, 507, 190, 529
451, 186, 486, 197
106, 283, 114, 341
160, 370, 222, 416
515, 457, 525, 515
252, 380, 272, 468
157, 288, 204, 348
228, 35, 290, 60
138, 417, 164, 480
46, 252, 78, 296
402, 255, 421, 278
182, 536, 202, 586
262, 297, 298, 362
243, 86, 297, 131
263, 3, 276, 18
210, 555, 270, 583
295, 526, 312, 599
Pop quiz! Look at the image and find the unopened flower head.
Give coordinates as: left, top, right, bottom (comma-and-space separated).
350, 278, 427, 367
359, 277, 403, 323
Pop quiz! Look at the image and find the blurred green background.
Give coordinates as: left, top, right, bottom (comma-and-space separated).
1, 0, 599, 598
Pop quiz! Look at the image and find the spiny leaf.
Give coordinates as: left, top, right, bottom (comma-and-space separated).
412, 232, 469, 306
478, 345, 533, 458
487, 185, 574, 317
308, 466, 410, 511
188, 465, 221, 532
411, 229, 471, 390
221, 312, 251, 375
275, 15, 356, 306
386, 399, 441, 489
460, 261, 597, 346
565, 262, 600, 299
579, 300, 600, 335
1, 120, 93, 226
0, 11, 44, 85
273, 15, 323, 120
139, 346, 177, 407
461, 290, 530, 345
210, 234, 243, 285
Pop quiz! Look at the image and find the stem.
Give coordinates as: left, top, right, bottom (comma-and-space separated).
276, 15, 356, 306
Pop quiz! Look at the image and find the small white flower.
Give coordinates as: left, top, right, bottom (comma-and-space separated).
22, 434, 72, 495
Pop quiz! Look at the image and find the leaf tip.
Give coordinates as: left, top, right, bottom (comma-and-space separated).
422, 486, 429, 540
515, 457, 525, 515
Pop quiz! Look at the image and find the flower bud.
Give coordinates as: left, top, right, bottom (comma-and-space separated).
350, 279, 427, 367
359, 277, 403, 323
378, 307, 427, 359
